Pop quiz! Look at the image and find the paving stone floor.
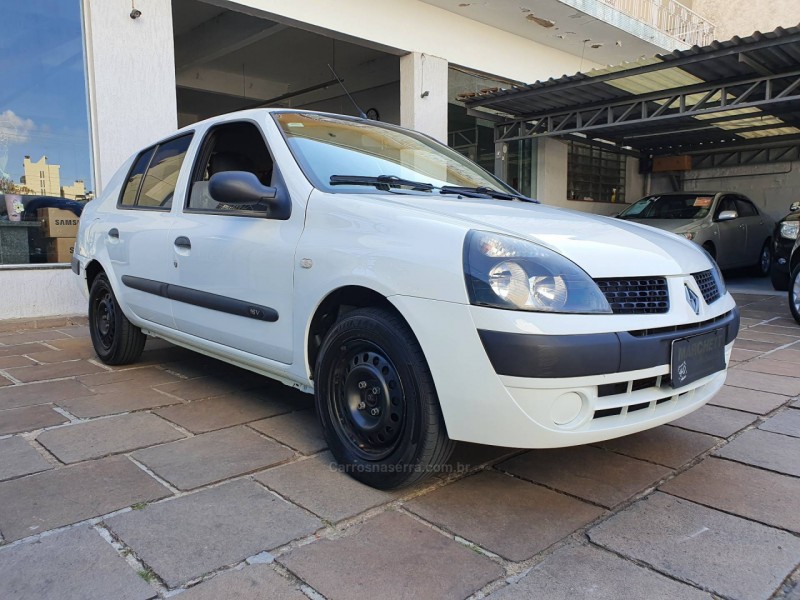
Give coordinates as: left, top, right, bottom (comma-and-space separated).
0, 292, 798, 599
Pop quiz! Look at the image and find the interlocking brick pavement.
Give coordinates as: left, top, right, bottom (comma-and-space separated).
0, 290, 798, 599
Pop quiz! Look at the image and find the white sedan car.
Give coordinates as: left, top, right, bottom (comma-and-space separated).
73, 109, 739, 488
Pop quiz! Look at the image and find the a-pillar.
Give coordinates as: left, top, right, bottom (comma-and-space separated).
400, 52, 448, 143
82, 0, 178, 193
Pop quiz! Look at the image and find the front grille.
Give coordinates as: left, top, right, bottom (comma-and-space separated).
594, 277, 669, 314
628, 310, 732, 338
692, 270, 721, 304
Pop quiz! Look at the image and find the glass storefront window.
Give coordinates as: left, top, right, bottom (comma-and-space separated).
0, 1, 93, 265
567, 140, 627, 204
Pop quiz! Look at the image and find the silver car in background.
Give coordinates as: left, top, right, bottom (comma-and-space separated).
618, 192, 774, 275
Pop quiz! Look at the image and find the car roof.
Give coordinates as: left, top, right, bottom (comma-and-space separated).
170, 108, 365, 138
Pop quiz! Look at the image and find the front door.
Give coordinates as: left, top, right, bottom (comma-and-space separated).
167, 121, 301, 363
713, 194, 746, 268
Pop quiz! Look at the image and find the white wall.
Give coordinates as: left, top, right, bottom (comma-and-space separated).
82, 0, 178, 192
0, 267, 86, 320
216, 0, 599, 84
400, 53, 449, 142
691, 0, 800, 41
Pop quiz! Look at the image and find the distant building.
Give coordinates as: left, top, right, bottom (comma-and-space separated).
21, 155, 60, 197
20, 155, 88, 200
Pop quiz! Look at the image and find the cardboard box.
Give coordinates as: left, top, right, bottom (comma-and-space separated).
46, 237, 76, 263
39, 208, 79, 238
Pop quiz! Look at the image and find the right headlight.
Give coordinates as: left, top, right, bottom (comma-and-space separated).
780, 221, 799, 240
463, 230, 612, 314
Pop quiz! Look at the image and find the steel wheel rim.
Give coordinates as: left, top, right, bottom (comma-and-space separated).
793, 271, 800, 314
329, 339, 406, 461
760, 247, 771, 273
93, 288, 116, 351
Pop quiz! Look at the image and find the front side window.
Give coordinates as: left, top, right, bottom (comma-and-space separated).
735, 197, 758, 217
186, 121, 273, 214
273, 112, 513, 195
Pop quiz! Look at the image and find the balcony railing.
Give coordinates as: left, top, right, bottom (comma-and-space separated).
599, 0, 716, 47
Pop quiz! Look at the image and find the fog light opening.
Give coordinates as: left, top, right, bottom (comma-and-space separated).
550, 392, 586, 427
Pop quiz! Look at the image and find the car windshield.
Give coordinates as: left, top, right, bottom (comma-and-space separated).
618, 194, 714, 220
273, 112, 518, 197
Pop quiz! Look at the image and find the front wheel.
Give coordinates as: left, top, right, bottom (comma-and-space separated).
790, 263, 800, 325
89, 273, 146, 365
771, 265, 789, 292
314, 307, 454, 489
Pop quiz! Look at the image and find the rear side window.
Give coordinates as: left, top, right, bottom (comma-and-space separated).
119, 147, 155, 207
119, 134, 193, 210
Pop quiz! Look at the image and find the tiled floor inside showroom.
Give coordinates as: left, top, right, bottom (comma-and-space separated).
0, 280, 798, 600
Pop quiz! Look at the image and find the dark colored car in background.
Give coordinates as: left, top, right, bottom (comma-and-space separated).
789, 236, 800, 325
771, 201, 800, 291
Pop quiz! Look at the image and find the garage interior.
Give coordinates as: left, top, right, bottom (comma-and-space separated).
465, 25, 800, 220
171, 0, 515, 180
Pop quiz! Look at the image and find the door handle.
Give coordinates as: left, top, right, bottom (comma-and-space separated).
174, 236, 191, 250
108, 228, 119, 238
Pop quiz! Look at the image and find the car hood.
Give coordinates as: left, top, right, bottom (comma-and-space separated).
621, 218, 699, 233
377, 194, 711, 277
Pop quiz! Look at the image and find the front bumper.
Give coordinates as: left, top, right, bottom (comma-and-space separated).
772, 235, 794, 276
391, 281, 737, 449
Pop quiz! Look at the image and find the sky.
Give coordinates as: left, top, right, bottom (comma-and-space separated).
0, 1, 93, 191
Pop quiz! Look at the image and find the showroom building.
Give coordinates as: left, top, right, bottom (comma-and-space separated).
1, 0, 799, 319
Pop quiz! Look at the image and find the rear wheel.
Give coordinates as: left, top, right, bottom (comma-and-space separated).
790, 263, 800, 325
314, 307, 454, 489
89, 274, 146, 365
752, 241, 771, 277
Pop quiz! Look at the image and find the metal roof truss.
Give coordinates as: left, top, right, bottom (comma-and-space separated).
495, 69, 800, 148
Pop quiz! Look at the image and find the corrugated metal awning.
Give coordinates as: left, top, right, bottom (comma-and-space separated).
465, 26, 800, 157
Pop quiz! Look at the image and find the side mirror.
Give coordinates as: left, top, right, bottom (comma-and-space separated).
717, 210, 738, 222
208, 171, 291, 220
790, 201, 800, 212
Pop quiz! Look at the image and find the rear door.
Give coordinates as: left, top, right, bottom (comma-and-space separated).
108, 134, 193, 328
167, 120, 302, 363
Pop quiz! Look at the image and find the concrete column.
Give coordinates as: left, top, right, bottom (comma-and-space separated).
82, 0, 178, 192
400, 52, 448, 143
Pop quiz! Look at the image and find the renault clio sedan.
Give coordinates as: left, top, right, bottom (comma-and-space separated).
73, 110, 739, 488
618, 192, 774, 275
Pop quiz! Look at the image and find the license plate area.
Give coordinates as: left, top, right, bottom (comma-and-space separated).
670, 328, 726, 389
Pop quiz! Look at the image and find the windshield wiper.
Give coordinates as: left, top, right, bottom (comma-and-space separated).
330, 175, 434, 192
439, 186, 538, 203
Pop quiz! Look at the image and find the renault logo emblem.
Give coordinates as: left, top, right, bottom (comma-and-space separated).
685, 284, 700, 315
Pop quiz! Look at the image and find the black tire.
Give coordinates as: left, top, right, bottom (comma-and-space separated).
790, 263, 800, 325
752, 241, 771, 277
89, 273, 146, 365
314, 307, 454, 489
771, 265, 789, 292
702, 242, 716, 262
